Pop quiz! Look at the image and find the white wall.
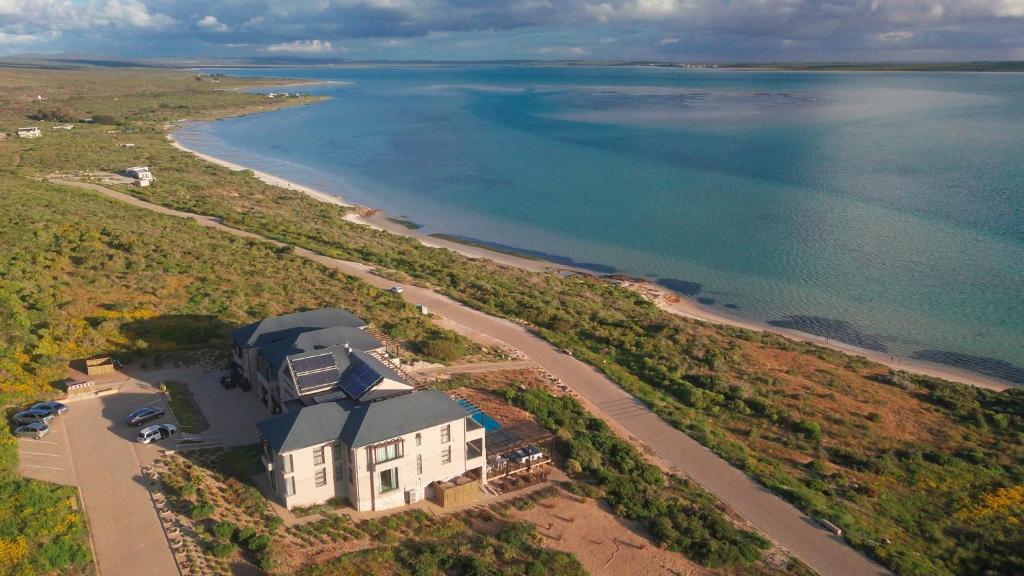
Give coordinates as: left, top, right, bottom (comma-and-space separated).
268, 416, 486, 512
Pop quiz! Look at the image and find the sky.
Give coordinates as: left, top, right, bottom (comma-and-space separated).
0, 1, 1023, 61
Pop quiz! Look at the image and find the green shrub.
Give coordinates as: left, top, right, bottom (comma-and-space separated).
247, 533, 271, 553
213, 520, 235, 541
210, 541, 236, 558
794, 419, 822, 441
178, 481, 197, 498
266, 515, 284, 531
237, 526, 257, 543
190, 502, 215, 521
497, 522, 541, 548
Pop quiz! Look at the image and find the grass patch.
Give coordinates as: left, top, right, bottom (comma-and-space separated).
161, 381, 209, 432
219, 444, 262, 482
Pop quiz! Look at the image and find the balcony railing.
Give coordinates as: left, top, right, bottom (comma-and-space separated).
466, 439, 483, 461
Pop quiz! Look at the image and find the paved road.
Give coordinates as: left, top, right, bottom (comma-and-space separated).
17, 416, 77, 486
58, 179, 890, 576
64, 381, 180, 576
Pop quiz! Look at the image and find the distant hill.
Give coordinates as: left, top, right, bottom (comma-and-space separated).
2, 54, 1022, 72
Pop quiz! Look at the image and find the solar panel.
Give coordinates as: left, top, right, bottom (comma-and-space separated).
339, 360, 382, 399
291, 353, 335, 375
296, 368, 340, 393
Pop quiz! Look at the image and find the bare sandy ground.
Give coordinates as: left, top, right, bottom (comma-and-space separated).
510, 493, 710, 576
168, 134, 1012, 392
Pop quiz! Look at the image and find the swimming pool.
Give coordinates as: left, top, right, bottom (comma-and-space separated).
456, 398, 502, 432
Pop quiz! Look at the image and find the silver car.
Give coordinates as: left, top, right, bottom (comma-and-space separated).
138, 423, 177, 444
15, 422, 51, 440
13, 410, 55, 425
31, 401, 68, 416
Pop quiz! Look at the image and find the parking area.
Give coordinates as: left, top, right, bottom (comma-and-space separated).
129, 367, 268, 447
13, 366, 267, 576
61, 378, 180, 576
16, 414, 77, 487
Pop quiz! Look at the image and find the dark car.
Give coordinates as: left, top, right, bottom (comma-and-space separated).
219, 375, 236, 389
125, 406, 166, 426
31, 401, 68, 417
13, 410, 55, 426
15, 422, 51, 440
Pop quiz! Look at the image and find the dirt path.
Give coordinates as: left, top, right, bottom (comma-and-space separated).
409, 359, 538, 377
55, 178, 891, 576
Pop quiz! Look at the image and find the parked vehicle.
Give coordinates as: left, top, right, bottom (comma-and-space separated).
15, 422, 50, 440
220, 375, 236, 389
125, 406, 166, 426
31, 401, 68, 417
389, 286, 404, 294
138, 423, 177, 444
13, 410, 55, 426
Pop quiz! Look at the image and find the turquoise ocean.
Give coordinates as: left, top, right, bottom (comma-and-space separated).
176, 66, 1024, 385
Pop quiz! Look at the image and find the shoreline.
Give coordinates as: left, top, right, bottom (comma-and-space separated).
169, 129, 1014, 392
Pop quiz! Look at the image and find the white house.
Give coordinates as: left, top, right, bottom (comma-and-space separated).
235, 309, 487, 511
125, 166, 153, 186
257, 390, 486, 511
17, 127, 42, 138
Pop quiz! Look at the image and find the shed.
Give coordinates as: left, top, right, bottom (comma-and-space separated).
432, 474, 480, 508
84, 357, 116, 376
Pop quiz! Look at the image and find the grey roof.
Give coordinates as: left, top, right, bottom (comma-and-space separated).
261, 325, 382, 371
230, 309, 367, 349
257, 390, 470, 452
337, 350, 405, 399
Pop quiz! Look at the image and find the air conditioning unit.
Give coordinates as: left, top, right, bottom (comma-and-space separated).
405, 488, 419, 504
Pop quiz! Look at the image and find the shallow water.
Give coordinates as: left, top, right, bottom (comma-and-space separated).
178, 66, 1024, 384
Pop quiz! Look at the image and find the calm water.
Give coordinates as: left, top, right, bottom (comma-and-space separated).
178, 66, 1024, 384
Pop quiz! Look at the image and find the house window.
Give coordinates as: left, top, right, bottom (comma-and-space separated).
415, 433, 421, 447
379, 468, 399, 494
416, 454, 423, 475
313, 446, 325, 466
285, 477, 296, 496
441, 447, 451, 464
282, 453, 293, 474
315, 468, 327, 487
372, 441, 403, 465
441, 425, 451, 444
333, 442, 343, 460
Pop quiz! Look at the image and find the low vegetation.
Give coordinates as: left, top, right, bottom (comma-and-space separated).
2, 66, 1023, 575
504, 386, 772, 568
295, 515, 586, 576
161, 381, 209, 432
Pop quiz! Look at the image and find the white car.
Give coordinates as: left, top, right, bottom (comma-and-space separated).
138, 423, 177, 444
389, 286, 404, 294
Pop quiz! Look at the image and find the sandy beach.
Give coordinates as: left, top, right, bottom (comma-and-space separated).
169, 130, 1013, 392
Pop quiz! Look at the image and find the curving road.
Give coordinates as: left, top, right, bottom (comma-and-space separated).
57, 179, 891, 576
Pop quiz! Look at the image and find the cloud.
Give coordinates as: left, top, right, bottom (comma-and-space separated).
2, 0, 1024, 60
0, 30, 58, 44
877, 30, 915, 43
0, 0, 177, 33
538, 44, 590, 56
264, 39, 334, 53
197, 15, 228, 32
